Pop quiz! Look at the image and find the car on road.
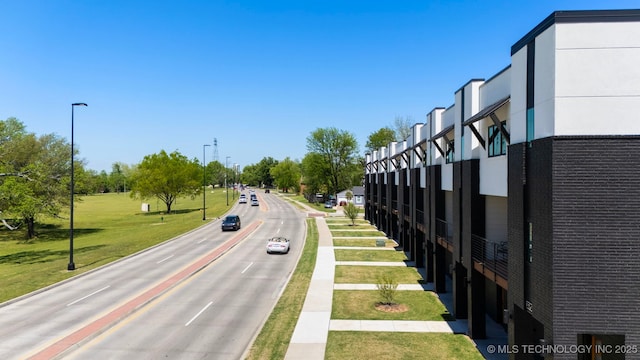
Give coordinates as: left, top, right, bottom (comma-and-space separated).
266, 236, 290, 254
239, 194, 247, 204
251, 199, 259, 206
221, 215, 241, 231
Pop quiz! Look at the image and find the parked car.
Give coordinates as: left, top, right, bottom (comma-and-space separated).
324, 201, 333, 208
239, 194, 247, 204
266, 236, 290, 254
221, 215, 241, 231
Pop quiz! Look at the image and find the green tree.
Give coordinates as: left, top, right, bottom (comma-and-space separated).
0, 118, 74, 238
270, 157, 300, 192
366, 127, 396, 153
305, 127, 359, 198
129, 150, 201, 213
108, 162, 134, 193
300, 152, 330, 202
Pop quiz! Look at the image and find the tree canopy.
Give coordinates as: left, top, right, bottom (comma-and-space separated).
129, 150, 201, 213
305, 127, 360, 197
270, 157, 300, 192
366, 126, 396, 153
0, 118, 74, 238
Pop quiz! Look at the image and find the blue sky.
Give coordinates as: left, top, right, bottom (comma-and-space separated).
1, 0, 637, 172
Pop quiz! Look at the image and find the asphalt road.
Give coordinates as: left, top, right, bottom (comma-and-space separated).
0, 191, 306, 360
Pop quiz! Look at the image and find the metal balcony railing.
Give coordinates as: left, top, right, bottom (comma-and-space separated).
471, 234, 508, 280
416, 209, 424, 224
435, 218, 452, 245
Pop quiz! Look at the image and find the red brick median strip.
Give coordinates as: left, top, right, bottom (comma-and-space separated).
28, 221, 261, 360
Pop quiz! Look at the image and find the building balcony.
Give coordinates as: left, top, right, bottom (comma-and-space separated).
471, 234, 508, 289
435, 218, 454, 251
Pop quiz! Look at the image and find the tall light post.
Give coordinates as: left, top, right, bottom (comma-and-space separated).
233, 163, 237, 200
202, 144, 211, 220
225, 156, 230, 206
69, 102, 87, 271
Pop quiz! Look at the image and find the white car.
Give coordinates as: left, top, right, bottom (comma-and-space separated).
239, 194, 247, 204
266, 236, 290, 254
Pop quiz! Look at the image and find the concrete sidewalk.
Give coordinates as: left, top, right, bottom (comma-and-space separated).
285, 216, 334, 360
284, 208, 507, 360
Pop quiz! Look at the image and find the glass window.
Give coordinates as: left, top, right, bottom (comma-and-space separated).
526, 108, 535, 144
445, 140, 454, 163
488, 121, 507, 157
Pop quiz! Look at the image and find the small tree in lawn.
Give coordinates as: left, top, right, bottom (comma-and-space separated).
343, 202, 359, 226
376, 274, 398, 305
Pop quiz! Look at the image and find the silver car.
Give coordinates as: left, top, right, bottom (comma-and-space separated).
266, 236, 290, 254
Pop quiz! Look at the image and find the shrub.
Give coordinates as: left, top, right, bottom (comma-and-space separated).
376, 274, 399, 305
343, 202, 359, 225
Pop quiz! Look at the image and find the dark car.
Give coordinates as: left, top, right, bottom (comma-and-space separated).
221, 215, 241, 231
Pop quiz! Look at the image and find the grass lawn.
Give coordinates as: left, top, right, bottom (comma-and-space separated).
245, 218, 318, 360
332, 290, 452, 321
333, 238, 396, 248
327, 224, 377, 230
0, 190, 233, 303
335, 265, 424, 284
325, 332, 485, 360
334, 249, 408, 262
331, 230, 386, 237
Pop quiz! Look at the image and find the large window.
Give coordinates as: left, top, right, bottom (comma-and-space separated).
488, 121, 507, 157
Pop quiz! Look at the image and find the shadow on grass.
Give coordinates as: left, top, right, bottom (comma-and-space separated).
139, 208, 201, 216
0, 244, 107, 265
32, 227, 104, 243
0, 224, 104, 243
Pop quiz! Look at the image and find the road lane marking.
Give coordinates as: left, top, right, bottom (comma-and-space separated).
156, 255, 174, 264
197, 238, 207, 244
185, 301, 213, 327
28, 220, 264, 360
67, 286, 111, 307
241, 262, 253, 274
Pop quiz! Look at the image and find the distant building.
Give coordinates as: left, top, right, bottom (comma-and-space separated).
336, 186, 365, 206
364, 9, 640, 360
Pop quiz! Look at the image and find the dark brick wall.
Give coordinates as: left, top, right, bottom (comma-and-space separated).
551, 136, 640, 358
526, 137, 554, 345
507, 142, 527, 352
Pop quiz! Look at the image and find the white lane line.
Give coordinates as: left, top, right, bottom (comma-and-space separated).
185, 301, 213, 327
67, 285, 111, 306
157, 255, 174, 264
241, 262, 254, 274
197, 238, 207, 244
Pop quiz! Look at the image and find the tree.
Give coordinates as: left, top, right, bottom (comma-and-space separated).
306, 127, 360, 198
270, 157, 300, 192
300, 152, 328, 202
109, 162, 133, 193
366, 127, 396, 153
393, 116, 413, 141
129, 150, 201, 213
0, 118, 74, 238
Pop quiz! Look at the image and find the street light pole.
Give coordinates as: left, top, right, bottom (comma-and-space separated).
225, 156, 230, 206
202, 144, 210, 220
69, 102, 87, 271
233, 163, 237, 200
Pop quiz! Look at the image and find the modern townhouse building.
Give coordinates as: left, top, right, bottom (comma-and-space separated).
364, 9, 640, 360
